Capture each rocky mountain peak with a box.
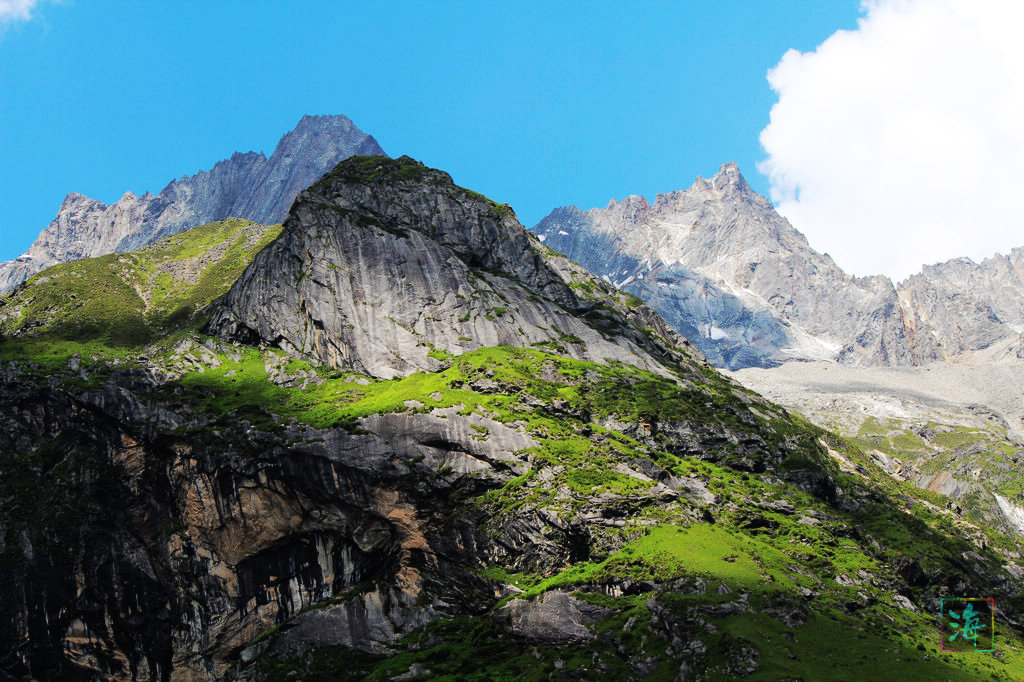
[58,192,99,209]
[0,115,386,294]
[701,162,766,208]
[225,150,267,164]
[269,114,382,164]
[925,256,973,272]
[711,161,748,191]
[600,194,652,225]
[292,113,362,134]
[897,247,1024,362]
[313,154,451,192]
[604,194,651,209]
[533,163,912,369]
[302,155,540,285]
[648,163,764,218]
[207,155,699,379]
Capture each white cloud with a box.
[759,0,1024,281]
[0,0,39,23]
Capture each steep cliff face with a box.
[0,115,384,294]
[533,163,911,370]
[0,355,502,679]
[206,155,701,379]
[898,249,1024,363]
[533,164,1024,371]
[3,159,1024,681]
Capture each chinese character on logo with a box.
[949,603,984,646]
[940,598,995,653]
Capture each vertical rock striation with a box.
[205,155,703,380]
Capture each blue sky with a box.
[1,1,863,264]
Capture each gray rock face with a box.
[206,155,705,380]
[898,249,1024,363]
[533,163,911,370]
[0,114,384,293]
[534,163,1024,371]
[494,590,612,642]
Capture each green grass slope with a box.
[155,342,1019,680]
[9,328,1022,679]
[2,213,1024,680]
[0,218,281,349]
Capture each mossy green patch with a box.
[313,155,432,190]
[0,218,281,348]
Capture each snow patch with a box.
[775,321,844,362]
[537,234,546,242]
[994,493,1024,536]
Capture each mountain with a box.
[2,156,1024,680]
[730,358,1024,539]
[0,114,384,294]
[532,163,910,370]
[532,162,1024,610]
[0,218,282,346]
[899,249,1024,363]
[206,155,699,380]
[532,163,1024,371]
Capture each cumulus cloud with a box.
[759,0,1024,281]
[0,0,39,23]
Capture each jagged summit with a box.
[595,163,753,218]
[207,155,701,379]
[534,158,1024,370]
[292,112,363,133]
[0,114,385,294]
[652,162,767,216]
[712,160,745,185]
[533,162,908,370]
[696,161,749,192]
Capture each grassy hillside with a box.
[149,342,1024,679]
[0,218,281,348]
[2,217,1024,680]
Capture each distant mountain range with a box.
[0,114,385,294]
[532,163,1024,369]
[6,115,1022,376]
